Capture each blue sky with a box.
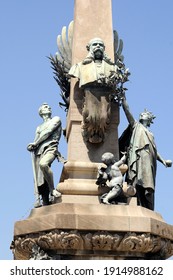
[0,0,173,260]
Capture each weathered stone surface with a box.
[13,191,173,259]
[66,0,119,162]
[14,203,173,239]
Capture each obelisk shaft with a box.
[72,0,114,64]
[66,0,119,163]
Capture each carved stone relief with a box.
[12,230,173,260]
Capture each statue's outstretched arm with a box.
[115,152,127,167]
[121,95,135,127]
[157,153,172,167]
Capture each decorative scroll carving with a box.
[38,232,54,250]
[12,230,173,260]
[117,233,154,252]
[12,236,37,260]
[60,231,83,250]
[92,231,114,250]
[36,230,83,250]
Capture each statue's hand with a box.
[27,143,37,151]
[164,160,172,167]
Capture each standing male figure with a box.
[27,103,62,207]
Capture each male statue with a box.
[69,38,122,143]
[27,103,62,207]
[119,94,172,210]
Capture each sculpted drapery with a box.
[126,122,157,190]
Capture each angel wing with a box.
[113,30,124,66]
[49,21,74,111]
[56,21,73,73]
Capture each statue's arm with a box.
[35,117,61,147]
[27,117,61,151]
[157,153,172,167]
[121,95,135,127]
[157,153,165,165]
[34,127,40,142]
[115,153,127,167]
[27,127,40,151]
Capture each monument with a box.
[11,0,173,260]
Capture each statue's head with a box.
[101,152,116,165]
[83,37,113,65]
[87,38,105,57]
[139,109,155,127]
[39,103,52,118]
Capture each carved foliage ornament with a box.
[12,230,173,260]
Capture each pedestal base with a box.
[13,201,173,260]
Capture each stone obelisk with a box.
[12,0,173,260]
[67,0,118,162]
[58,0,119,202]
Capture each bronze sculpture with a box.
[69,37,129,143]
[27,103,62,207]
[119,94,172,210]
[96,152,127,204]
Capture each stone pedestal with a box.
[13,201,173,260]
[58,160,128,203]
